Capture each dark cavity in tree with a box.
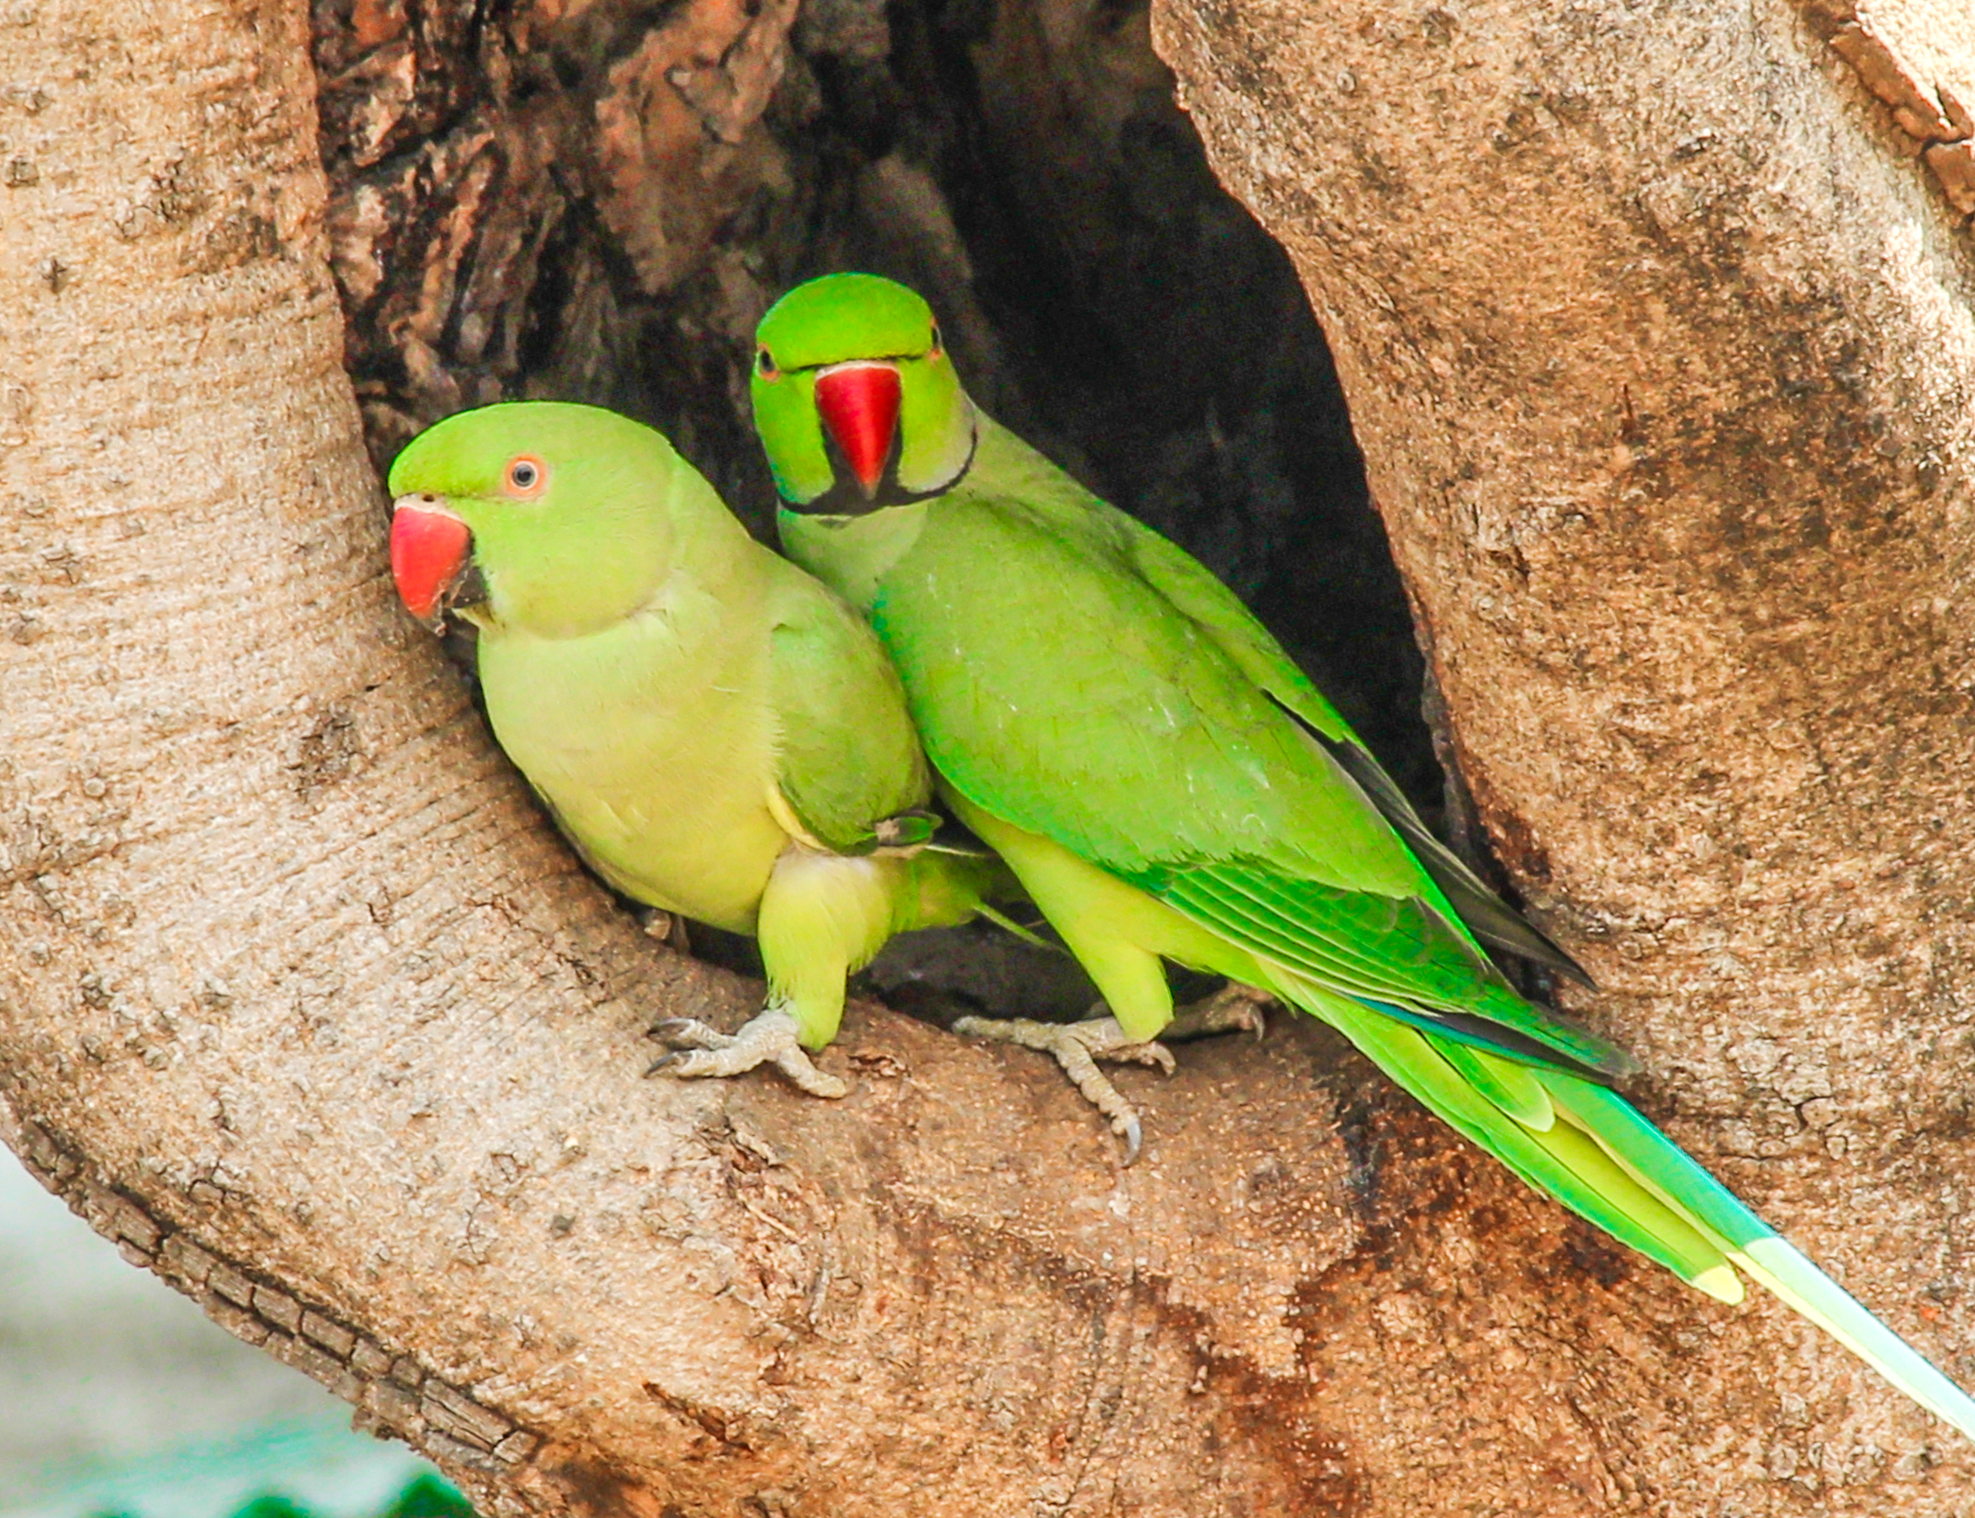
[312,0,1443,1002]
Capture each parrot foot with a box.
[646,1008,848,1099]
[951,1014,1176,1165]
[1166,982,1274,1043]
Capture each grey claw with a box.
[648,1017,711,1042]
[647,1017,732,1051]
[643,1008,847,1098]
[1165,983,1273,1044]
[955,1014,1160,1164]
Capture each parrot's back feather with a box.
[1121,494,1591,985]
[1298,717,1594,986]
[1153,864,1636,1077]
[765,572,931,854]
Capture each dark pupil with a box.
[512,463,536,487]
[757,349,776,375]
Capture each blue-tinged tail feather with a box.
[1735,1237,1975,1440]
[1546,1077,1975,1441]
[1287,977,1746,1299]
[1275,970,1975,1439]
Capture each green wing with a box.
[875,420,1624,1075]
[763,554,932,853]
[1126,520,1589,982]
[1148,865,1625,1074]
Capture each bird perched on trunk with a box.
[743,271,1975,1439]
[387,400,1001,1093]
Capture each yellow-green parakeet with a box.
[389,400,1001,1094]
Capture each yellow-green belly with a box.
[476,615,789,934]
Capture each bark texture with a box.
[4,2,1975,1518]
[1154,0,1975,1510]
[0,9,1382,1512]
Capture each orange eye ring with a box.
[504,454,548,498]
[756,348,780,381]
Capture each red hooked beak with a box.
[390,497,474,631]
[814,362,901,498]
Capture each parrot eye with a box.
[504,455,547,497]
[928,322,943,359]
[756,348,779,380]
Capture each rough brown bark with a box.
[0,10,1379,1514]
[5,3,1975,1518]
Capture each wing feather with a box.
[766,560,931,852]
[1157,866,1635,1076]
[1125,485,1589,982]
[873,421,1616,1071]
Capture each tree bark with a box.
[1152,0,1975,1507]
[4,2,1975,1517]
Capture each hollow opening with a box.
[318,0,1439,1014]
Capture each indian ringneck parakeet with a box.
[746,273,1975,1438]
[387,400,1000,1093]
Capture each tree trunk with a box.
[1152,0,1975,1505]
[3,1,1973,1516]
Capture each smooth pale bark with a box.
[5,2,1975,1516]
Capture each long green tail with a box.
[1279,972,1975,1440]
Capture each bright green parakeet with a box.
[747,273,1975,1437]
[387,400,999,1093]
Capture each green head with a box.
[387,401,712,639]
[751,273,977,512]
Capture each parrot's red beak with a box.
[814,362,901,498]
[390,497,475,631]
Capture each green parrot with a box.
[747,272,1975,1438]
[387,400,999,1093]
